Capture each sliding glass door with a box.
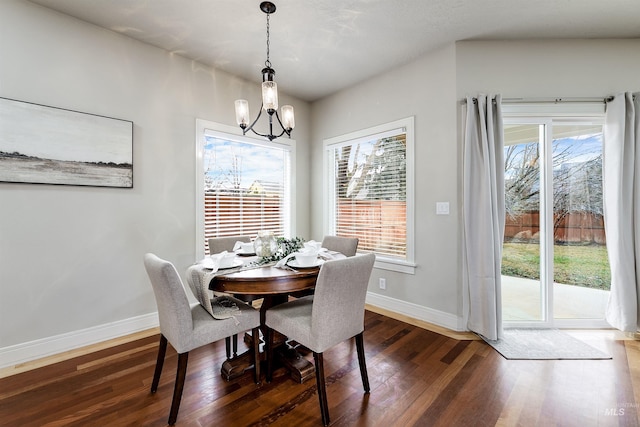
[501,115,610,327]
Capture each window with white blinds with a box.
[196,120,294,257]
[324,117,415,273]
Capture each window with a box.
[501,103,609,328]
[196,119,295,258]
[324,117,415,273]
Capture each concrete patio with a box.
[502,275,610,322]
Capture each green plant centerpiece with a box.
[257,236,305,264]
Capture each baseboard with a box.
[365,292,474,339]
[0,312,159,370]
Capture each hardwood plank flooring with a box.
[1,312,638,426]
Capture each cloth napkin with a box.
[232,241,247,251]
[317,249,347,261]
[200,256,220,271]
[275,252,297,268]
[304,240,322,251]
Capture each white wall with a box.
[310,38,640,330]
[456,39,640,98]
[0,0,310,366]
[310,44,461,327]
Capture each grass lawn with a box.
[501,242,611,290]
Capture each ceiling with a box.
[27,0,640,102]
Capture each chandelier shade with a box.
[262,80,278,111]
[234,100,250,128]
[234,1,294,141]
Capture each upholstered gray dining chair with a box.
[265,253,376,426]
[321,235,359,257]
[144,253,261,426]
[207,235,252,358]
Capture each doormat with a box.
[482,329,611,360]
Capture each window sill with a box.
[373,257,416,275]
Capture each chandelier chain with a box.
[265,13,271,68]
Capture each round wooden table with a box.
[209,264,320,383]
[210,265,318,296]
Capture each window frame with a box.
[195,119,296,260]
[501,102,608,329]
[323,117,415,274]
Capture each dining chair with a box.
[144,253,261,426]
[265,253,376,426]
[207,235,252,358]
[208,235,251,254]
[321,235,359,257]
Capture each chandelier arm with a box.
[272,110,292,138]
[241,104,265,135]
[247,127,273,140]
[242,105,291,141]
[241,104,279,141]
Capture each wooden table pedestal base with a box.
[274,344,315,383]
[220,332,314,383]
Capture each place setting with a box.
[233,241,256,256]
[274,240,346,271]
[200,251,244,271]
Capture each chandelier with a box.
[234,1,295,141]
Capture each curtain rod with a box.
[463,96,614,104]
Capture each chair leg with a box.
[225,336,231,359]
[151,334,168,393]
[168,352,189,426]
[266,327,274,383]
[313,352,330,426]
[252,327,261,384]
[355,332,370,393]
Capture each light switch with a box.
[436,202,450,215]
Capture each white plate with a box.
[288,259,324,268]
[202,259,244,270]
[235,249,256,256]
[218,259,244,269]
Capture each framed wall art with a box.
[0,97,133,188]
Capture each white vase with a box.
[254,231,277,257]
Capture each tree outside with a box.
[332,133,407,256]
[335,135,406,201]
[502,127,611,290]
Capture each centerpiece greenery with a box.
[257,236,305,264]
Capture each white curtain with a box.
[463,94,505,341]
[604,92,640,332]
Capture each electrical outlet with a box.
[436,202,450,215]
[379,278,386,290]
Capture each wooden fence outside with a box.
[336,199,406,256]
[505,211,606,244]
[204,192,284,253]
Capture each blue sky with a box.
[204,137,287,189]
[552,133,603,165]
[506,132,603,170]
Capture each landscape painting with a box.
[0,97,133,188]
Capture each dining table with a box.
[207,259,321,383]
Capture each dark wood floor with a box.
[1,311,639,426]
